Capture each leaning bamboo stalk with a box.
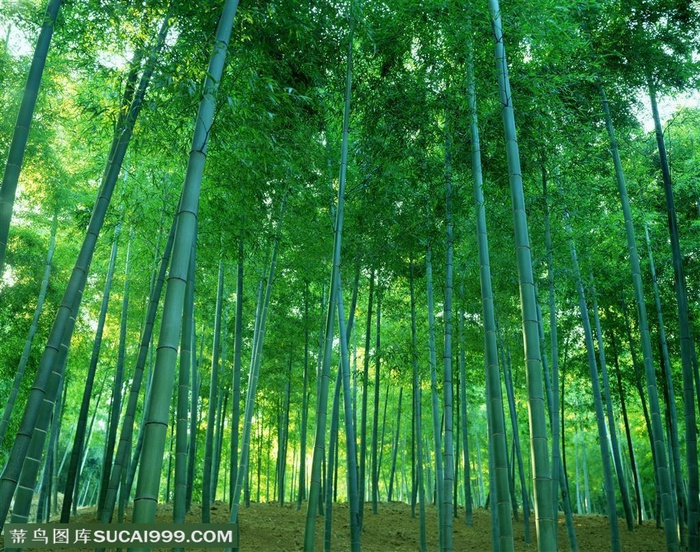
[129,1,239,531]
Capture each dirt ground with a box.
[4,501,667,551]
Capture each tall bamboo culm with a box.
[600,85,677,552]
[0,12,169,530]
[486,1,555,549]
[465,33,513,551]
[303,4,354,548]
[130,0,239,533]
[0,0,62,274]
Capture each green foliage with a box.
[0,0,699,541]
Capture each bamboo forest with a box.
[1,0,699,550]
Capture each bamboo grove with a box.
[0,0,699,551]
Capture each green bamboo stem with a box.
[303,6,354,546]
[609,328,644,525]
[359,270,374,528]
[643,222,686,537]
[173,241,195,549]
[648,77,699,551]
[0,0,62,274]
[442,124,455,551]
[97,228,133,518]
[15,220,116,526]
[337,273,361,551]
[426,245,445,552]
[203,258,225,522]
[600,85,677,551]
[0,213,56,447]
[458,298,473,526]
[410,257,427,552]
[501,336,530,543]
[227,194,286,552]
[565,215,620,552]
[466,24,513,550]
[371,291,382,515]
[130,0,239,531]
[324,365,342,552]
[230,238,244,507]
[0,12,168,529]
[61,222,119,523]
[387,387,403,502]
[486,2,555,548]
[589,274,635,531]
[296,282,310,510]
[98,209,176,527]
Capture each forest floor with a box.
[3,500,667,551]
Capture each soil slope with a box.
[4,501,666,551]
